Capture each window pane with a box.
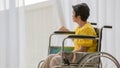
[25,0,48,5]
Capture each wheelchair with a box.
[38,23,120,68]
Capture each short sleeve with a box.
[75,26,96,47]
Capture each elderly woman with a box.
[41,3,97,68]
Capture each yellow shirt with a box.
[74,23,97,52]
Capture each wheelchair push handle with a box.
[103,25,112,29]
[91,22,97,25]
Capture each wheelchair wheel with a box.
[78,52,120,68]
[37,60,45,68]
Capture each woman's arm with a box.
[73,46,88,52]
[72,46,88,63]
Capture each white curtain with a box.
[52,0,98,30]
[0,0,26,68]
[52,0,120,67]
[98,0,120,67]
[52,0,75,30]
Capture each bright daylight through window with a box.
[25,0,48,5]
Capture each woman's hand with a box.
[59,26,69,31]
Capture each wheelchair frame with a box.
[48,23,97,55]
[38,23,120,68]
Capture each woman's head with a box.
[72,3,90,22]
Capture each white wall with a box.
[24,1,59,68]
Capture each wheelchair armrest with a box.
[48,31,75,55]
[62,35,97,52]
[67,35,96,39]
[54,31,75,34]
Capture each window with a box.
[25,0,49,5]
